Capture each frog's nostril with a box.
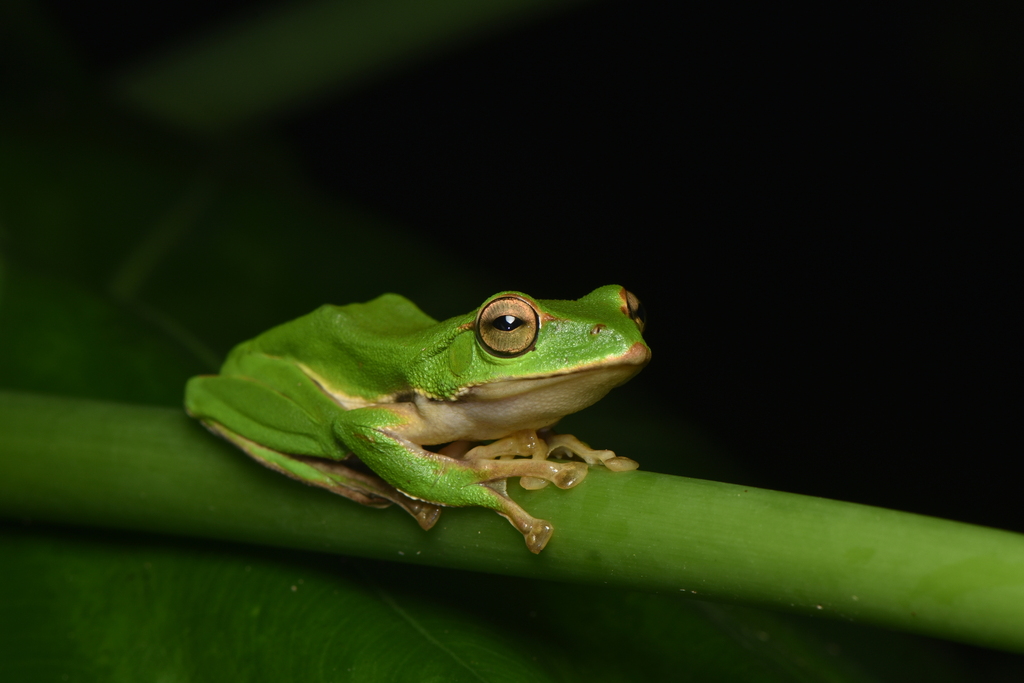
[590,324,606,335]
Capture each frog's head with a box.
[471,284,649,375]
[420,285,650,428]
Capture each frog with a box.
[184,284,650,553]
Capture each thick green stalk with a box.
[2,390,1023,653]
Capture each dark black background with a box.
[40,1,1022,532]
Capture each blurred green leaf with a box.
[7,521,965,683]
[115,0,590,131]
[2,0,1022,680]
[2,525,557,682]
[0,266,203,404]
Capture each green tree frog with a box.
[184,285,650,553]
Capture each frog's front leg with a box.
[457,430,545,461]
[335,408,587,553]
[542,430,640,472]
[458,428,639,490]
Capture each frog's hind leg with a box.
[449,455,588,553]
[203,420,442,530]
[288,454,443,530]
[474,479,554,554]
[485,483,552,552]
[335,409,593,551]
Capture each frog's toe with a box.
[475,485,557,552]
[525,520,554,554]
[519,476,550,490]
[604,456,640,472]
[551,461,588,489]
[413,502,443,530]
[391,496,443,529]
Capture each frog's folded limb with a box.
[184,373,445,525]
[335,410,587,551]
[184,372,337,458]
[201,420,442,529]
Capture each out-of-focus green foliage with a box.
[1,0,1022,680]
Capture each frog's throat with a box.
[401,361,643,443]
[462,361,641,404]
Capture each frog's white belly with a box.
[399,363,641,444]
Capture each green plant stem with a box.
[2,390,1023,653]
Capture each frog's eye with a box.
[624,290,646,333]
[476,296,539,358]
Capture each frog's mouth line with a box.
[306,341,650,407]
[463,342,650,403]
[487,340,650,381]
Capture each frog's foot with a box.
[396,496,443,530]
[518,477,550,490]
[475,484,554,554]
[460,429,631,490]
[518,431,639,489]
[469,455,588,490]
[542,432,640,472]
[457,430,564,490]
[516,516,554,554]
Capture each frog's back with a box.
[224,294,439,400]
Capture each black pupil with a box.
[492,314,523,332]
